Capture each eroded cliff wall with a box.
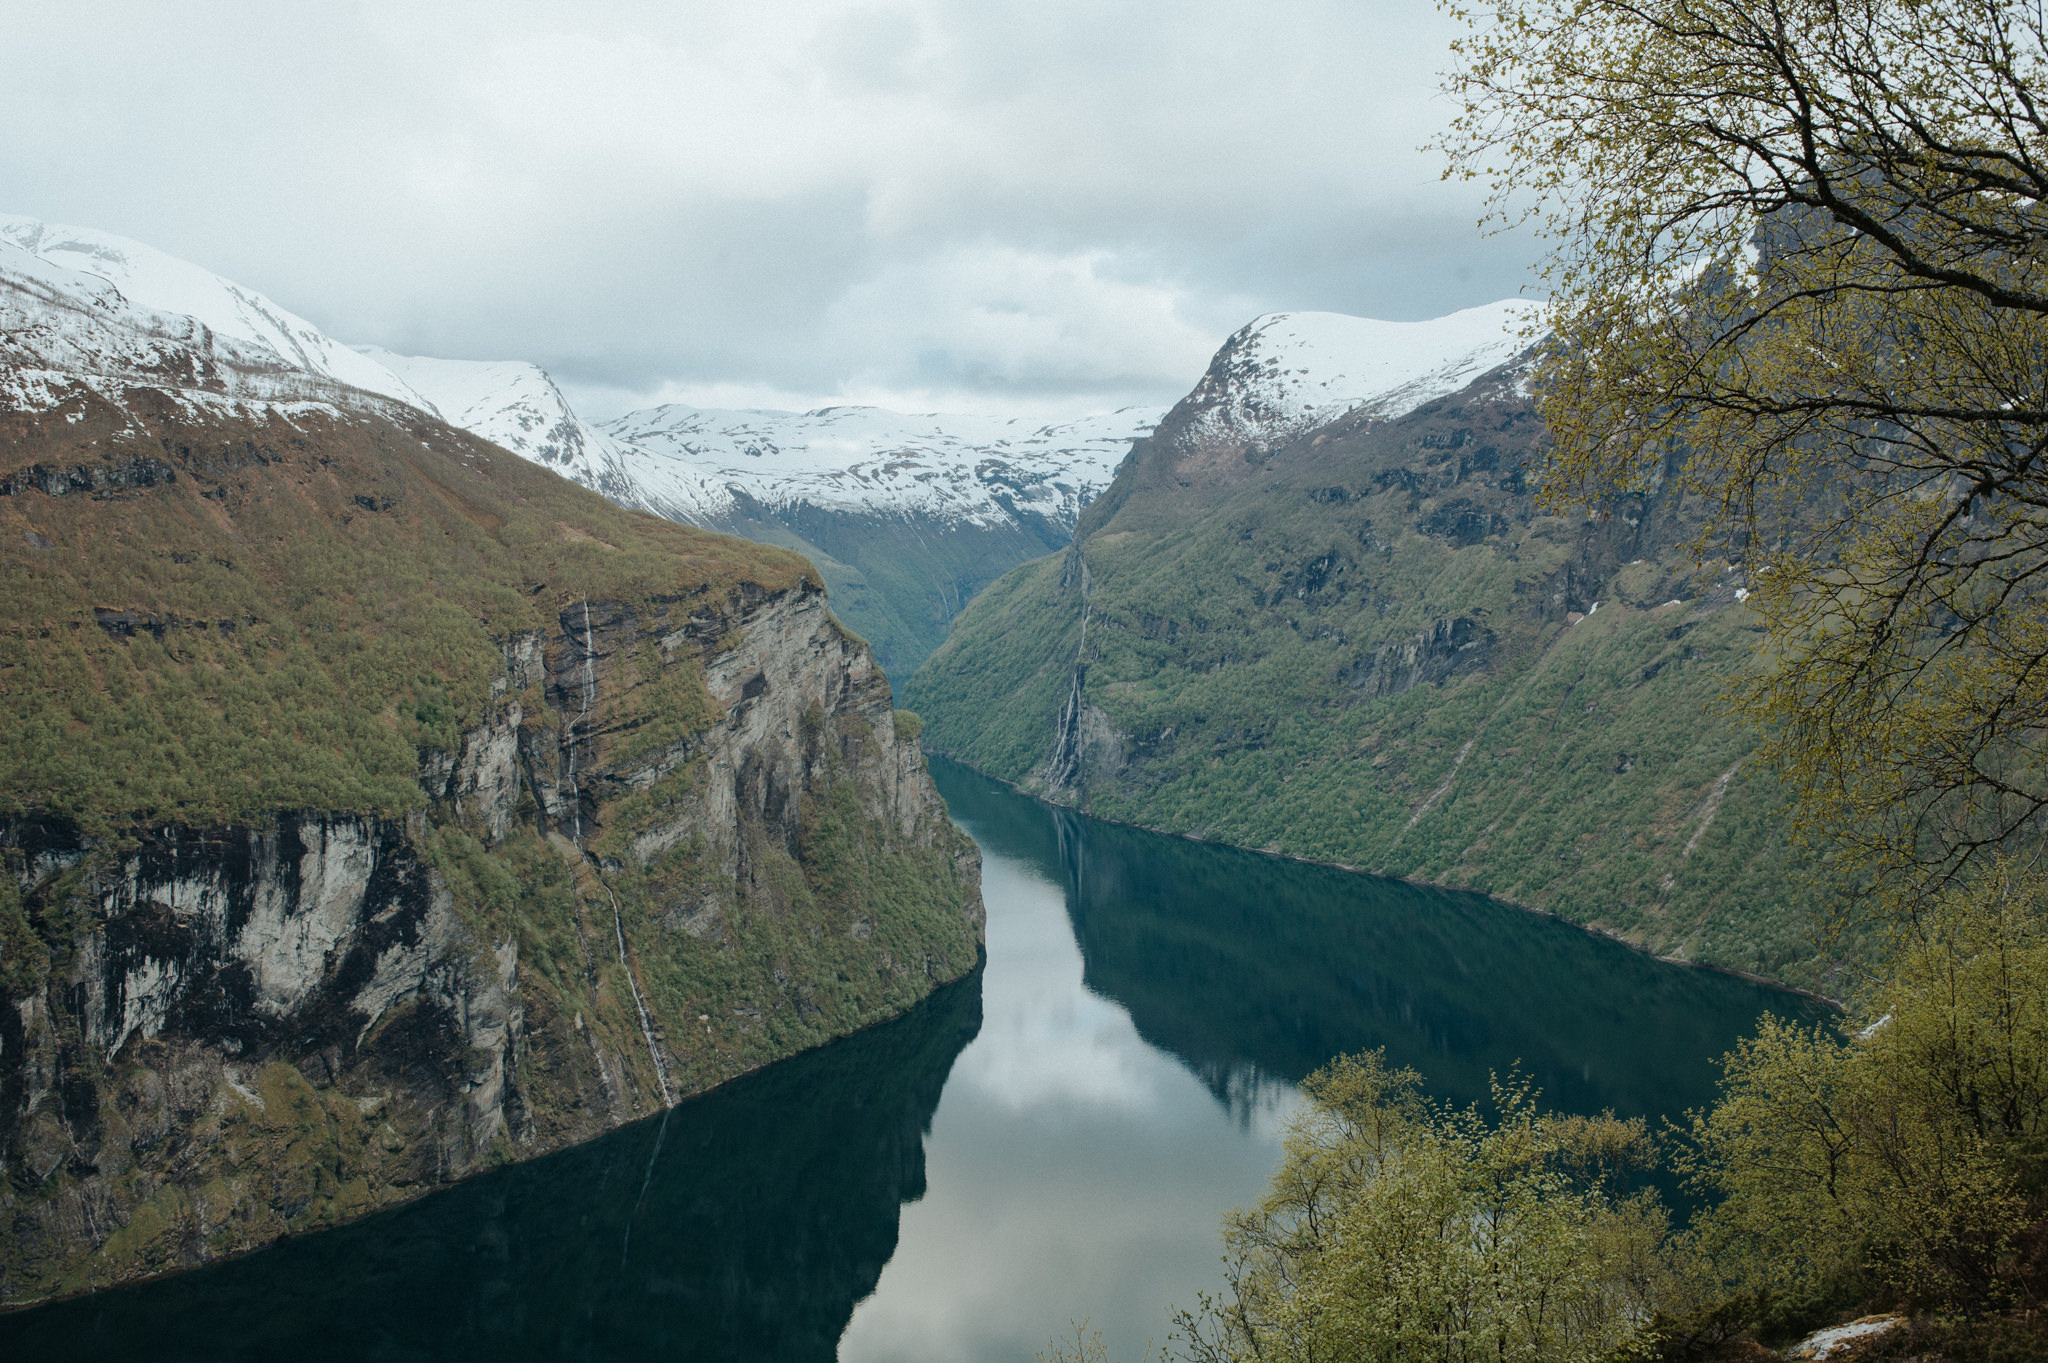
[0,388,982,1305]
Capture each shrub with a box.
[1682,866,2048,1316]
[1176,1052,1671,1363]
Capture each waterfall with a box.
[565,595,674,1108]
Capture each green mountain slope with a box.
[906,361,1829,987]
[704,493,1071,680]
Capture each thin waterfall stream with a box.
[570,594,672,1108]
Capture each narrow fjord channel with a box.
[0,759,1829,1362]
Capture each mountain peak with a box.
[0,214,431,413]
[1168,299,1543,460]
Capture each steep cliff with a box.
[0,971,983,1361]
[0,371,982,1303]
[906,345,1823,986]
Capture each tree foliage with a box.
[1137,875,2048,1363]
[1681,863,2048,1316]
[1439,0,2048,902]
[1174,1053,1671,1363]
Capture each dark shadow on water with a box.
[930,758,1831,1125]
[0,968,982,1363]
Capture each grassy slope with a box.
[0,386,802,829]
[908,372,1828,986]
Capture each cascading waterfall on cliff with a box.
[570,595,674,1108]
[1042,550,1093,794]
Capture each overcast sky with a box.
[2,0,1538,420]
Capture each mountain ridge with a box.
[2,211,1541,681]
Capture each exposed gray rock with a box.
[0,578,981,1305]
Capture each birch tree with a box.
[1439,0,2048,908]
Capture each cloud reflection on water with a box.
[838,842,1299,1363]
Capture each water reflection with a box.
[931,758,1831,1122]
[837,841,1293,1363]
[841,762,1835,1361]
[0,971,981,1363]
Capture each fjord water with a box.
[0,759,1828,1361]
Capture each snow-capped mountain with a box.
[1163,301,1541,459]
[354,345,1158,541]
[355,347,741,524]
[576,402,1161,672]
[0,212,1156,674]
[354,346,1165,672]
[602,403,1159,536]
[0,215,432,417]
[501,303,1536,548]
[1,210,1541,678]
[358,348,606,469]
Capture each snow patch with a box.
[1177,300,1541,454]
[1,214,431,412]
[1786,1315,1905,1360]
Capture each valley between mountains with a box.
[1,212,1816,1303]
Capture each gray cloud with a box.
[1,0,1539,419]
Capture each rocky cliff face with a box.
[0,370,982,1305]
[1,572,981,1306]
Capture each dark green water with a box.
[935,759,1820,1120]
[0,759,1829,1361]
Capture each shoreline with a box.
[924,750,1844,1012]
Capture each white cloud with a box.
[0,0,1538,419]
[822,243,1234,398]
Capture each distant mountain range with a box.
[0,213,1539,680]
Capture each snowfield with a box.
[0,215,432,414]
[601,403,1161,532]
[1172,301,1542,455]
